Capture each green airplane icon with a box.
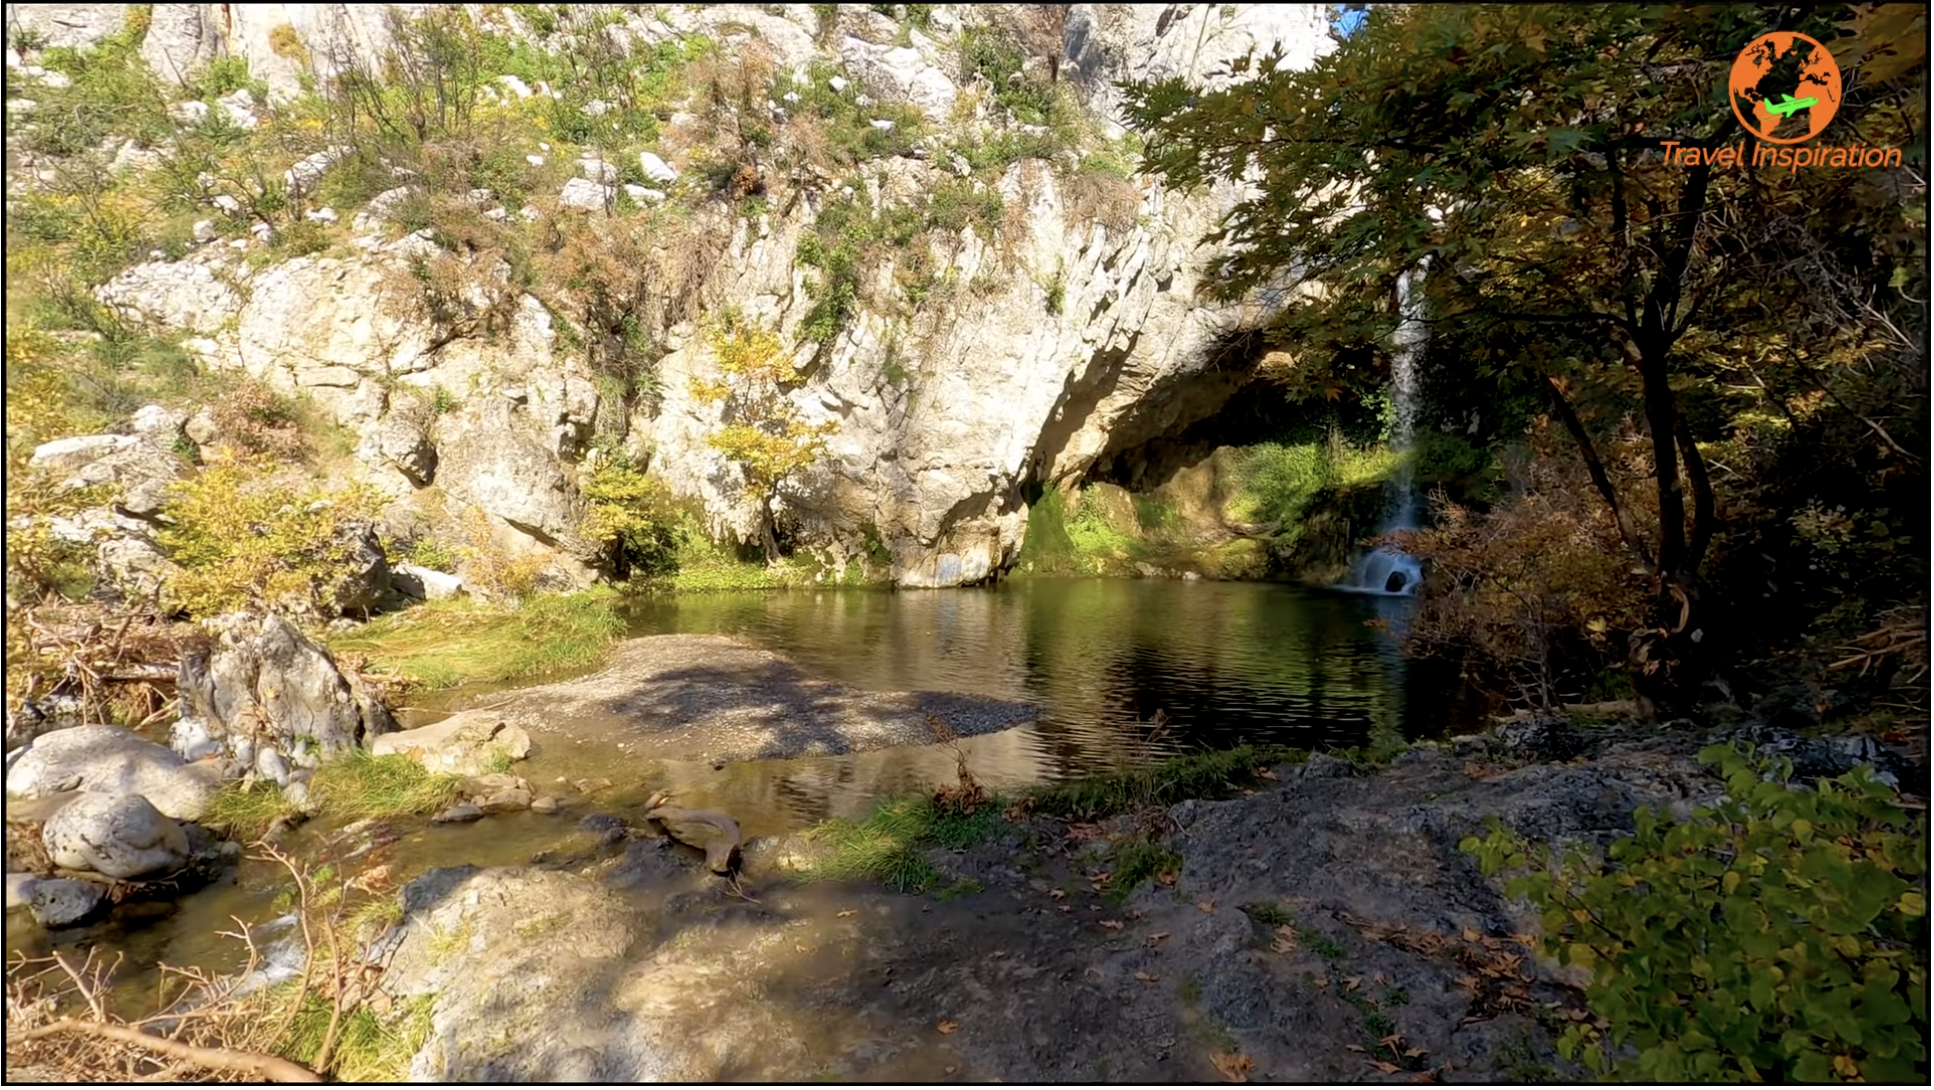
[1765,93,1818,117]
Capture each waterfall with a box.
[1338,260,1428,596]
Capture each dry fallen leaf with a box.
[1157,871,1179,887]
[1058,905,1072,913]
[836,909,857,918]
[1099,919,1124,931]
[1049,888,1068,900]
[1146,932,1171,947]
[1380,1034,1405,1051]
[1312,975,1330,988]
[1209,1050,1254,1083]
[1271,926,1298,954]
[1369,1059,1401,1074]
[1345,1044,1367,1053]
[1258,768,1279,781]
[1405,1048,1429,1059]
[1196,900,1216,913]
[936,1020,959,1035]
[1135,971,1161,983]
[1461,926,1482,943]
[1343,976,1362,992]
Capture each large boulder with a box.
[6,725,220,821]
[96,258,246,335]
[175,613,389,785]
[42,791,190,880]
[371,711,531,777]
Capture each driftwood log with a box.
[644,790,742,875]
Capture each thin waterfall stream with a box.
[1339,259,1429,596]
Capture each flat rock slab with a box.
[470,635,1038,763]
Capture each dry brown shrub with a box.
[208,379,308,460]
[1398,419,1654,708]
[1061,169,1142,233]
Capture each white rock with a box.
[637,151,678,184]
[229,238,249,250]
[498,75,533,99]
[518,205,542,222]
[37,69,72,90]
[391,562,464,601]
[584,98,611,117]
[170,99,210,125]
[192,218,218,242]
[558,177,613,212]
[828,75,849,92]
[6,98,35,114]
[869,118,895,131]
[6,725,222,821]
[210,193,242,215]
[525,153,546,167]
[578,156,618,183]
[29,435,138,473]
[371,711,531,776]
[305,207,338,223]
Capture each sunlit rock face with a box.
[41,3,1336,586]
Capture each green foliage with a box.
[155,455,386,617]
[183,56,265,102]
[960,25,1053,125]
[1126,1,1928,642]
[1105,838,1184,903]
[1463,744,1929,1083]
[308,751,462,821]
[22,22,172,157]
[327,590,626,690]
[579,459,682,579]
[771,60,927,169]
[802,797,969,893]
[691,322,837,561]
[205,781,302,841]
[1239,901,1295,927]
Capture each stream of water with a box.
[6,578,1487,1010]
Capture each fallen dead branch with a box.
[9,1021,321,1083]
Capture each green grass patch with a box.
[327,590,625,689]
[204,781,302,841]
[1107,837,1184,904]
[273,990,434,1082]
[1239,900,1295,927]
[308,750,461,821]
[1023,744,1304,821]
[800,796,997,893]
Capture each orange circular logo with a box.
[1729,32,1842,144]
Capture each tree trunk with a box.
[758,495,780,565]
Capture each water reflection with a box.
[619,578,1483,797]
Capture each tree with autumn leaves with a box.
[691,320,839,564]
[1128,2,1927,711]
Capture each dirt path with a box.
[368,723,1740,1082]
[469,634,1039,763]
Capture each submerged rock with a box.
[372,712,533,777]
[26,876,111,928]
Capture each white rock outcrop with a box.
[6,725,221,822]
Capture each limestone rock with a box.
[176,613,380,783]
[391,562,464,602]
[28,434,139,474]
[5,725,220,822]
[27,876,110,928]
[96,258,244,334]
[478,785,533,814]
[636,151,678,185]
[530,796,559,814]
[43,791,190,879]
[558,177,614,212]
[5,5,130,50]
[360,412,438,485]
[370,712,532,777]
[140,3,222,86]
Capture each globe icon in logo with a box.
[1729,32,1842,144]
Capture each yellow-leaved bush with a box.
[156,453,384,617]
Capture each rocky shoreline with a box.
[358,716,1916,1082]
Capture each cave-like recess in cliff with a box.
[1067,330,1382,496]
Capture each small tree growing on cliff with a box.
[690,321,838,563]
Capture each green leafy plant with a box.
[579,459,682,579]
[1463,743,1928,1083]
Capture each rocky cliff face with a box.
[7,3,1334,588]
